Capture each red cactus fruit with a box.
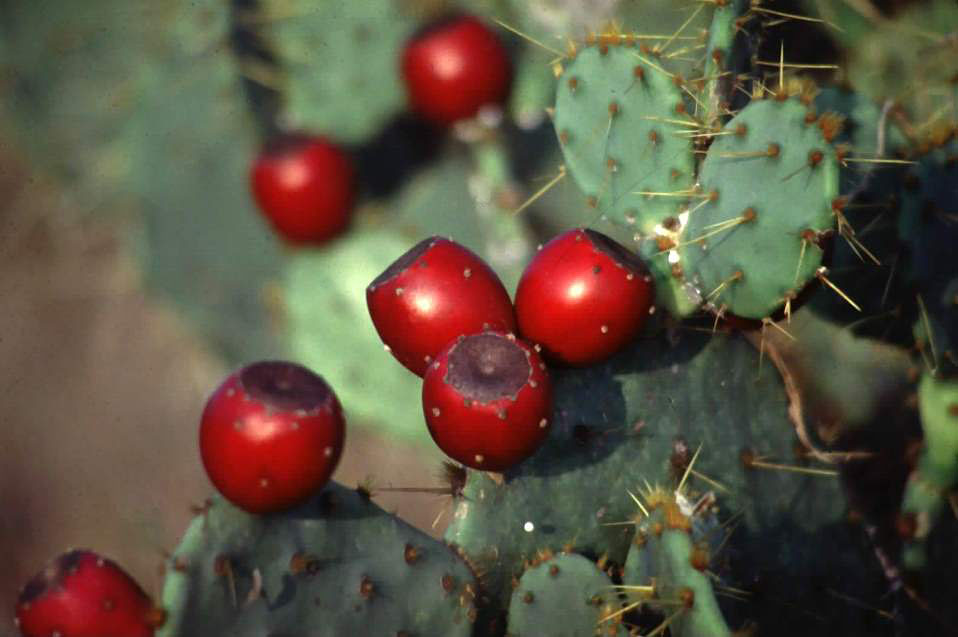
[199,361,346,514]
[367,236,516,377]
[401,14,512,126]
[250,134,356,244]
[515,228,654,366]
[422,331,552,471]
[15,550,163,637]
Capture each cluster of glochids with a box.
[367,229,654,471]
[249,13,512,245]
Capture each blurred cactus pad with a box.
[4,0,958,635]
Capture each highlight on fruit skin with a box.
[401,13,513,126]
[15,549,164,637]
[249,133,357,245]
[422,330,552,471]
[366,236,516,377]
[515,228,655,366]
[199,360,346,514]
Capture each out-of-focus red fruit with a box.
[401,15,512,126]
[250,134,356,244]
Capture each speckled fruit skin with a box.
[515,228,654,366]
[367,236,517,377]
[401,14,512,126]
[15,550,160,637]
[250,134,356,244]
[422,331,552,471]
[199,361,346,514]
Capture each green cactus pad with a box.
[681,97,839,319]
[625,499,731,637]
[283,229,430,445]
[702,0,748,127]
[553,43,696,234]
[900,374,958,570]
[0,1,231,203]
[637,235,703,318]
[258,1,418,143]
[119,5,284,364]
[445,331,858,629]
[507,552,628,637]
[158,483,477,636]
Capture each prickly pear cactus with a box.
[444,330,876,633]
[623,492,731,637]
[507,552,627,637]
[899,374,958,570]
[8,0,958,635]
[681,97,839,320]
[255,2,419,142]
[553,43,695,233]
[158,482,478,636]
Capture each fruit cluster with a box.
[12,227,653,635]
[249,14,512,246]
[367,229,654,470]
[9,14,519,636]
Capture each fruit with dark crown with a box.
[15,550,164,637]
[199,360,346,514]
[422,330,552,471]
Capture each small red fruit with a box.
[15,550,163,637]
[199,361,346,514]
[401,15,512,126]
[367,236,516,377]
[250,134,356,244]
[422,331,552,471]
[515,228,654,366]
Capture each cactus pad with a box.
[158,482,477,636]
[553,43,696,233]
[258,1,418,143]
[283,229,430,445]
[900,374,958,570]
[445,331,852,625]
[624,494,731,637]
[507,552,627,637]
[681,97,839,319]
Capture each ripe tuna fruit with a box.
[515,228,654,366]
[15,549,164,637]
[199,360,346,514]
[250,133,356,244]
[401,14,512,125]
[367,236,516,377]
[422,331,552,471]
